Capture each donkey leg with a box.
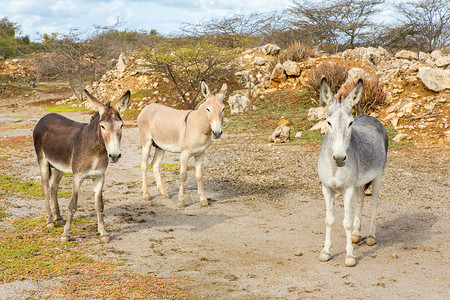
[319,185,335,263]
[61,175,83,242]
[49,168,64,226]
[343,187,356,267]
[152,147,168,199]
[141,140,152,200]
[177,152,190,208]
[93,174,109,243]
[352,186,364,243]
[367,175,382,246]
[39,159,53,228]
[194,153,208,207]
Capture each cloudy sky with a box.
[2,0,293,41]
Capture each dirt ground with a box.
[0,90,449,299]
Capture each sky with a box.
[1,0,293,41]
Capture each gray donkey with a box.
[317,78,388,267]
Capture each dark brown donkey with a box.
[33,89,130,243]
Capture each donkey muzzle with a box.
[108,152,122,163]
[333,154,347,167]
[211,122,223,139]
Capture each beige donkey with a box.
[137,81,226,208]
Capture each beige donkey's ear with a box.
[319,78,334,107]
[218,83,227,100]
[201,81,211,98]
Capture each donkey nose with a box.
[333,155,346,166]
[108,153,121,163]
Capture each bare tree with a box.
[141,41,236,109]
[35,29,106,101]
[289,0,384,51]
[396,0,450,52]
[182,11,289,48]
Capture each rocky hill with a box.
[1,45,449,145]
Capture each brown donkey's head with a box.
[84,89,130,163]
[201,81,227,139]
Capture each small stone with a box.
[295,132,302,139]
[294,251,303,257]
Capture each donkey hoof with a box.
[46,222,55,229]
[319,251,331,262]
[143,193,151,200]
[352,234,361,243]
[55,218,65,226]
[199,199,208,207]
[100,236,110,243]
[345,257,356,267]
[61,236,70,243]
[366,237,376,246]
[176,200,185,208]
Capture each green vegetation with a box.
[224,89,324,145]
[386,126,414,148]
[0,174,71,199]
[0,215,189,297]
[0,211,12,219]
[44,102,90,113]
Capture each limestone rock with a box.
[254,57,268,66]
[310,120,328,134]
[393,134,409,143]
[308,107,329,121]
[257,44,281,56]
[282,60,301,76]
[270,63,287,84]
[269,124,290,143]
[395,50,418,60]
[417,67,450,92]
[228,93,251,114]
[117,52,128,73]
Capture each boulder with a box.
[269,124,290,143]
[435,56,450,68]
[342,46,391,65]
[228,93,251,114]
[310,120,328,134]
[117,52,128,73]
[308,107,329,120]
[282,60,301,76]
[257,44,281,56]
[270,63,287,84]
[417,67,450,92]
[430,50,444,60]
[254,57,268,66]
[395,50,418,60]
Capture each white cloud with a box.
[1,0,293,41]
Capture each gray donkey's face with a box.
[320,78,363,167]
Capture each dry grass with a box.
[308,62,348,98]
[339,77,387,115]
[269,41,315,72]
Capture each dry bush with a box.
[339,77,387,115]
[308,62,348,101]
[268,41,315,72]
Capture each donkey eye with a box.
[349,121,353,127]
[206,108,211,113]
[327,121,332,126]
[101,125,106,130]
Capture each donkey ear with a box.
[115,90,130,113]
[218,83,227,100]
[84,89,105,114]
[344,79,364,108]
[201,81,211,98]
[319,78,333,107]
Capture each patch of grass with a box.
[0,216,112,283]
[0,136,33,148]
[0,174,71,200]
[44,102,90,113]
[0,215,189,298]
[385,126,414,148]
[131,89,154,102]
[0,211,12,219]
[224,89,324,145]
